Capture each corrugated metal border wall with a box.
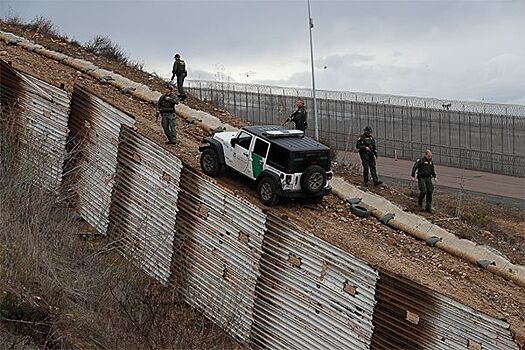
[1,61,520,349]
[108,125,183,284]
[0,60,70,191]
[174,168,266,343]
[370,270,519,350]
[252,215,378,350]
[66,84,135,235]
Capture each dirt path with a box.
[1,27,524,340]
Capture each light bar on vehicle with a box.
[262,130,304,138]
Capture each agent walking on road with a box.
[356,126,382,186]
[171,53,187,101]
[286,98,308,131]
[156,85,178,145]
[411,149,437,213]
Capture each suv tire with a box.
[258,177,280,206]
[301,165,327,195]
[200,148,220,176]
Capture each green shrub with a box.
[84,35,128,64]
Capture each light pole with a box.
[307,0,319,141]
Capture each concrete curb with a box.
[332,177,525,288]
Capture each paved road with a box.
[336,152,525,201]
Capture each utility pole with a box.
[307,0,319,141]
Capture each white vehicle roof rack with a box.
[263,130,304,138]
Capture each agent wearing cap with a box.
[356,126,382,186]
[171,53,187,101]
[411,149,437,213]
[156,85,179,144]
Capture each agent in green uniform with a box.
[156,85,178,144]
[411,149,437,213]
[356,126,382,186]
[287,99,308,131]
[171,53,187,101]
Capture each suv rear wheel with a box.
[258,177,280,206]
[301,165,327,194]
[200,148,220,176]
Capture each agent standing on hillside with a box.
[171,53,187,101]
[286,98,308,131]
[356,126,382,187]
[411,149,437,213]
[156,85,178,145]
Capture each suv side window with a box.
[237,131,253,150]
[253,138,269,158]
[267,144,288,171]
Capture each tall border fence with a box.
[186,80,525,177]
[1,61,520,349]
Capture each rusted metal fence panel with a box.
[0,60,70,191]
[252,215,378,350]
[108,125,183,284]
[370,270,519,350]
[173,168,266,343]
[65,84,135,235]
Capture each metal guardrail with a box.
[108,125,183,284]
[174,168,266,343]
[66,85,135,235]
[371,270,519,350]
[0,61,70,191]
[252,215,378,350]
[186,80,525,177]
[1,60,521,349]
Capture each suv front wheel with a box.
[200,148,220,176]
[258,177,280,206]
[301,165,327,194]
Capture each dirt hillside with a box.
[1,21,523,341]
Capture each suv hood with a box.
[213,131,237,144]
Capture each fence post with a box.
[245,85,249,121]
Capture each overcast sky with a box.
[2,0,524,104]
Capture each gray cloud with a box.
[2,0,523,104]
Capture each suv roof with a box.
[242,125,330,152]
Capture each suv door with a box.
[231,131,253,177]
[251,137,270,179]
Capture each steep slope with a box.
[1,22,523,341]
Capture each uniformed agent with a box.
[411,149,437,213]
[288,98,308,131]
[171,53,187,101]
[356,126,382,186]
[156,85,178,144]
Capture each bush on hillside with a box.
[84,35,129,64]
[26,16,60,37]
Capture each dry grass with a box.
[0,106,237,349]
[84,35,129,64]
[26,16,61,38]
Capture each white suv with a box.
[199,125,332,206]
